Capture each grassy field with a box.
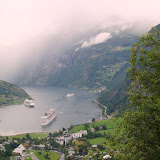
[8,132,49,140]
[26,150,31,154]
[70,117,122,133]
[33,150,61,160]
[70,125,85,133]
[88,138,111,152]
[97,128,115,134]
[69,117,122,150]
[88,137,108,145]
[25,156,32,160]
[92,118,122,128]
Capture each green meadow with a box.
[8,132,49,140]
[70,117,122,133]
[70,117,122,149]
[33,150,61,160]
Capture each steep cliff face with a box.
[97,75,130,115]
[97,24,160,115]
[20,54,61,85]
[0,80,31,106]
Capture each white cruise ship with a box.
[24,99,34,107]
[41,109,56,126]
[66,93,75,97]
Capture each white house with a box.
[103,154,112,159]
[92,144,98,148]
[72,130,87,139]
[79,130,87,135]
[13,144,25,156]
[55,130,88,145]
[55,135,72,145]
[90,128,95,132]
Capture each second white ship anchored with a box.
[41,109,56,126]
[66,93,75,97]
[24,99,34,107]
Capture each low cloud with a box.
[0,0,159,82]
[81,32,112,48]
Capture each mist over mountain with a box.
[0,0,159,84]
[97,23,160,115]
[12,24,139,88]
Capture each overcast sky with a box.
[0,0,160,82]
[0,0,160,46]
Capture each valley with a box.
[0,7,159,158]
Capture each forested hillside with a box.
[0,80,31,106]
[112,27,160,160]
[97,24,160,115]
[97,75,130,115]
[47,31,138,91]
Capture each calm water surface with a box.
[0,86,101,136]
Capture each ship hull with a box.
[41,109,56,126]
[24,99,34,108]
[41,115,56,126]
[24,105,34,108]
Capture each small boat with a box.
[66,93,75,97]
[41,109,56,126]
[24,99,34,107]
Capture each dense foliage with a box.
[112,28,160,160]
[5,142,19,156]
[0,150,9,160]
[97,75,130,115]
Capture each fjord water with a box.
[0,86,101,136]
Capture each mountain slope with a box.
[97,75,130,115]
[15,25,139,92]
[97,24,160,115]
[47,31,138,90]
[0,80,31,106]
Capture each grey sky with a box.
[0,0,159,46]
[0,0,160,82]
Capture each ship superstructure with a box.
[24,99,34,107]
[41,109,56,126]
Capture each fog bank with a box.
[0,0,160,82]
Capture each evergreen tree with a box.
[112,28,160,160]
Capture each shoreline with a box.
[1,131,49,137]
[94,100,113,119]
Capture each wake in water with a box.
[59,112,64,114]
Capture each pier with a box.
[94,100,111,119]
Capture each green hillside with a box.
[97,75,130,115]
[0,80,31,106]
[97,24,160,115]
[47,32,138,91]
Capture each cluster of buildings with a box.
[55,130,112,159]
[55,130,87,145]
[0,129,112,160]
